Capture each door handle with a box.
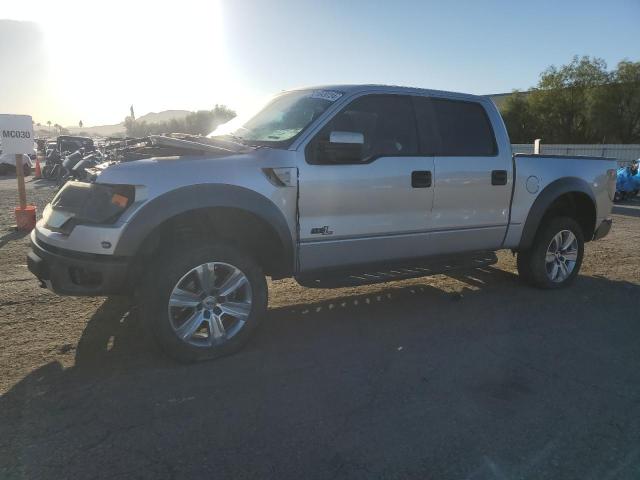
[411,170,432,188]
[491,170,508,186]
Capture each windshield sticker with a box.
[310,90,343,102]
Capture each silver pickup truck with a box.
[27,85,616,361]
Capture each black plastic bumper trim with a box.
[27,238,131,296]
[593,218,612,241]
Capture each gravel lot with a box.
[1,175,639,479]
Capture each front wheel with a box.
[517,216,584,289]
[141,243,268,362]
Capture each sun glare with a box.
[3,0,257,126]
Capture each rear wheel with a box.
[517,216,584,289]
[141,242,268,362]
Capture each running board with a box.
[295,251,498,289]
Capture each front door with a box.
[297,94,435,272]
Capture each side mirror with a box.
[312,131,364,164]
[329,131,364,145]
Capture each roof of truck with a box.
[288,84,487,102]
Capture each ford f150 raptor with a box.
[27,85,616,361]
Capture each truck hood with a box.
[148,134,253,155]
[93,144,300,197]
[89,134,257,184]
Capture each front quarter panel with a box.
[35,149,298,258]
[108,149,299,257]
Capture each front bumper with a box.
[27,235,131,296]
[593,217,612,241]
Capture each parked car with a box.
[0,152,33,176]
[56,135,95,155]
[27,85,617,362]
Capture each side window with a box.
[430,99,497,156]
[306,95,418,164]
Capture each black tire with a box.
[517,216,584,289]
[613,191,623,203]
[42,165,52,179]
[23,163,31,177]
[56,168,68,189]
[516,249,534,283]
[141,242,267,362]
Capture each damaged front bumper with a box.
[27,233,131,296]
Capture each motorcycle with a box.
[61,150,104,184]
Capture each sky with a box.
[1,0,638,127]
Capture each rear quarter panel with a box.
[503,155,616,248]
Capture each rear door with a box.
[414,96,512,254]
[297,94,435,271]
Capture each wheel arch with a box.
[519,177,596,250]
[115,184,295,278]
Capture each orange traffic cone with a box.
[34,154,42,179]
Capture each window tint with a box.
[308,95,418,164]
[412,96,440,155]
[430,99,497,156]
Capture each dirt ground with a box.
[1,174,639,479]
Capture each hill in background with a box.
[65,110,191,137]
[136,110,190,124]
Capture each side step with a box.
[295,251,498,289]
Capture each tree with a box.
[500,91,538,143]
[528,56,609,143]
[51,124,69,135]
[590,60,640,143]
[498,56,640,144]
[79,120,83,128]
[184,105,237,135]
[124,116,148,137]
[124,105,236,137]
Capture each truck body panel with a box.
[503,155,616,248]
[28,84,615,296]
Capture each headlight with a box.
[45,181,136,233]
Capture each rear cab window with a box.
[413,96,498,156]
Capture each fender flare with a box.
[518,177,596,250]
[114,184,294,270]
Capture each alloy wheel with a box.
[167,262,252,347]
[545,230,578,283]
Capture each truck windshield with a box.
[209,89,342,146]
